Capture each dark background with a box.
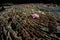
[0,0,60,4]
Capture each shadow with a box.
[0,0,60,4]
[0,6,5,12]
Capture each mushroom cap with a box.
[31,13,39,19]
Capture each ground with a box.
[0,3,60,40]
